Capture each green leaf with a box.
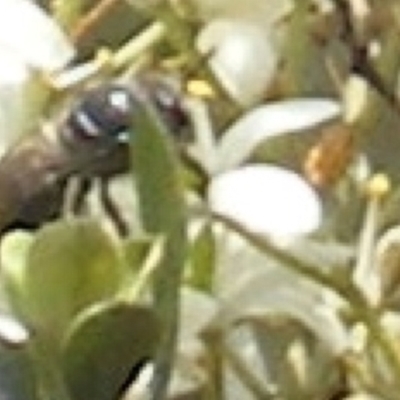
[0,230,35,320]
[130,91,187,399]
[23,218,125,336]
[186,223,215,292]
[62,301,159,400]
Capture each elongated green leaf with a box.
[130,91,187,399]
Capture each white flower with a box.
[214,231,349,355]
[216,99,341,172]
[187,95,345,354]
[197,19,278,106]
[193,0,292,106]
[0,0,74,150]
[186,96,341,237]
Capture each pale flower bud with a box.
[197,19,278,106]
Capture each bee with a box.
[0,74,190,234]
[303,123,355,189]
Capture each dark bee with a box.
[0,75,190,234]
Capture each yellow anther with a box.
[365,173,391,199]
[186,79,216,99]
[94,47,114,69]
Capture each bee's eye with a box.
[149,81,190,137]
[66,84,136,143]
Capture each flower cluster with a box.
[6,2,400,399]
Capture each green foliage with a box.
[0,219,160,400]
[63,301,158,400]
[21,219,124,334]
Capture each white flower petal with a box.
[118,361,154,398]
[0,314,29,346]
[0,83,29,154]
[208,165,322,236]
[197,19,277,106]
[0,47,28,84]
[0,54,29,151]
[179,288,217,356]
[375,226,400,299]
[0,0,74,71]
[354,197,382,305]
[183,97,218,173]
[216,99,341,172]
[342,74,368,124]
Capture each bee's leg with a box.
[99,176,129,236]
[62,176,92,217]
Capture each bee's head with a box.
[65,83,136,147]
[63,76,190,149]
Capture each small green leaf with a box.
[23,218,125,335]
[62,301,159,400]
[187,223,215,292]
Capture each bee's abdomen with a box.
[0,133,69,232]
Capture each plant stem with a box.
[121,237,164,302]
[70,0,121,43]
[113,21,166,69]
